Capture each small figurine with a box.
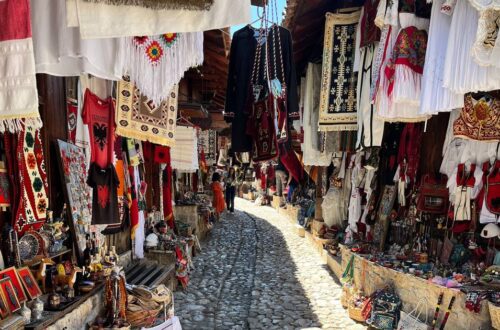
[54,264,82,290]
[35,258,55,293]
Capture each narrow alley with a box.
[174,198,367,330]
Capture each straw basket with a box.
[490,302,500,330]
[126,307,162,328]
[341,284,352,308]
[348,302,366,322]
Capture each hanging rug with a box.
[81,0,214,10]
[318,11,361,132]
[116,78,178,147]
[14,127,49,234]
[198,130,217,166]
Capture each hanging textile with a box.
[81,0,214,10]
[376,12,431,122]
[469,0,500,69]
[134,166,145,259]
[443,0,500,94]
[116,79,178,146]
[128,164,139,239]
[31,0,120,80]
[279,144,304,183]
[354,0,384,148]
[87,163,120,225]
[13,128,49,233]
[0,0,42,132]
[302,63,333,166]
[248,96,279,162]
[318,11,361,132]
[66,0,250,39]
[162,161,174,228]
[225,25,299,152]
[76,75,114,169]
[0,164,10,210]
[419,0,464,115]
[171,126,199,172]
[356,45,385,148]
[453,92,500,141]
[198,130,217,166]
[83,89,115,168]
[67,98,78,144]
[117,33,203,105]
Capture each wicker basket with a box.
[340,284,352,308]
[348,303,366,322]
[126,307,161,328]
[490,302,500,330]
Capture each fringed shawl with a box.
[117,32,203,106]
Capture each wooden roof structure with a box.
[179,28,231,131]
[283,0,364,75]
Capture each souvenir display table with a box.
[274,199,496,329]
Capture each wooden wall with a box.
[418,112,450,178]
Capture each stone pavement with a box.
[174,198,366,330]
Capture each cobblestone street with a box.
[174,198,366,330]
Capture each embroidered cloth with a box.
[248,96,279,162]
[384,26,428,95]
[116,78,178,147]
[319,12,361,132]
[453,93,500,141]
[66,0,250,39]
[82,0,213,10]
[198,130,217,166]
[117,33,203,105]
[14,128,49,233]
[0,0,42,132]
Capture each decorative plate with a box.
[18,233,40,261]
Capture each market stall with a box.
[0,0,250,327]
[246,0,500,328]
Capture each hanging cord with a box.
[272,0,285,86]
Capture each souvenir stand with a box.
[236,0,500,329]
[0,0,248,328]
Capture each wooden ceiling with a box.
[283,0,364,75]
[180,28,230,131]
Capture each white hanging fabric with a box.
[468,0,500,68]
[171,126,199,173]
[66,0,251,39]
[443,0,500,94]
[419,0,464,115]
[302,63,333,166]
[32,0,121,80]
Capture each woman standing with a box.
[224,167,237,213]
[211,172,225,220]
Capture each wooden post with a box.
[315,166,324,221]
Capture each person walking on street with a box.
[225,167,237,213]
